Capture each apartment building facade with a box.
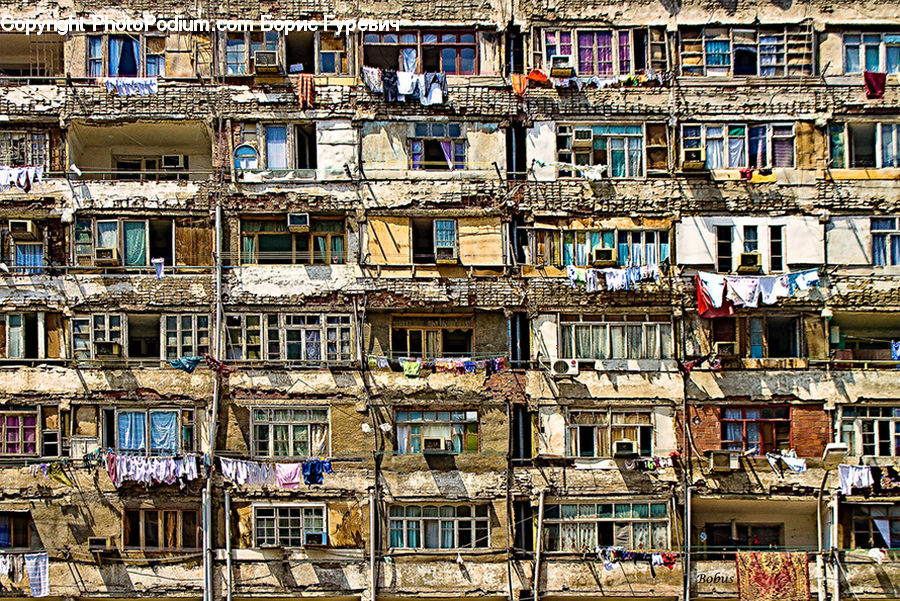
[1,0,900,600]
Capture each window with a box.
[541,27,667,74]
[73,218,176,266]
[566,410,652,457]
[363,30,476,74]
[680,27,813,76]
[743,226,759,253]
[830,122,900,169]
[532,227,669,267]
[556,124,645,178]
[13,243,43,274]
[840,406,900,456]
[0,512,35,549]
[390,315,473,359]
[543,502,668,552]
[5,314,42,359]
[228,313,353,364]
[558,314,673,360]
[240,217,345,265]
[255,506,326,547]
[749,316,799,358]
[716,225,732,272]
[851,505,900,548]
[0,408,38,455]
[395,410,478,454]
[146,36,165,76]
[163,314,210,359]
[123,508,199,550]
[682,123,795,169]
[252,407,328,457]
[721,406,790,453]
[0,132,48,168]
[843,33,900,74]
[87,34,167,77]
[704,523,783,556]
[615,230,670,267]
[111,408,195,455]
[872,218,900,266]
[234,145,259,170]
[225,31,278,75]
[711,318,737,354]
[410,217,458,264]
[770,225,784,272]
[285,31,350,74]
[410,123,465,171]
[88,36,103,77]
[72,313,122,360]
[389,505,489,549]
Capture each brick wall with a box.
[677,404,831,457]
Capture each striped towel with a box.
[297,74,315,108]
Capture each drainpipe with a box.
[202,487,210,601]
[532,489,546,601]
[369,487,377,601]
[831,490,840,601]
[685,485,693,601]
[816,470,829,601]
[225,488,233,601]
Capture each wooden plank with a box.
[367,216,409,264]
[458,217,503,266]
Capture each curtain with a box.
[410,140,423,169]
[97,222,118,249]
[611,326,625,358]
[123,221,147,266]
[7,315,22,358]
[563,232,574,265]
[575,232,589,265]
[439,140,453,169]
[118,412,147,452]
[628,137,642,176]
[441,521,454,548]
[706,40,730,65]
[265,126,288,169]
[108,37,122,76]
[396,425,410,454]
[88,37,103,77]
[425,520,440,548]
[871,506,891,546]
[129,37,141,75]
[578,32,595,74]
[829,126,846,168]
[883,125,899,168]
[314,235,328,263]
[401,48,417,72]
[617,232,629,267]
[892,235,900,266]
[610,138,626,177]
[618,31,631,74]
[575,325,592,359]
[273,424,289,456]
[888,44,900,74]
[149,411,178,455]
[305,329,321,361]
[773,138,794,167]
[706,136,724,169]
[331,236,344,264]
[0,515,9,548]
[241,236,255,264]
[15,244,43,274]
[728,136,746,167]
[844,45,860,74]
[749,126,767,167]
[596,32,613,75]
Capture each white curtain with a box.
[705,127,724,168]
[729,137,746,167]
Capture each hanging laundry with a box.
[838,464,874,495]
[892,341,900,361]
[604,269,628,291]
[296,74,315,108]
[422,72,448,105]
[47,462,73,487]
[220,457,273,487]
[24,552,49,597]
[204,353,234,374]
[735,551,810,601]
[397,71,420,97]
[525,69,550,84]
[275,462,305,489]
[725,276,760,308]
[868,547,888,564]
[382,70,400,103]
[402,358,421,378]
[98,77,158,96]
[302,458,333,485]
[0,166,43,193]
[864,71,887,99]
[510,73,527,96]
[739,167,754,179]
[152,257,165,280]
[565,265,587,287]
[169,356,203,374]
[759,275,790,305]
[362,66,383,92]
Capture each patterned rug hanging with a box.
[736,551,810,601]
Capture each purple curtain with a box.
[618,31,631,74]
[439,140,453,169]
[597,32,613,75]
[578,32,594,74]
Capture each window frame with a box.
[542,501,670,552]
[557,313,674,360]
[830,122,900,169]
[239,216,344,265]
[394,409,480,454]
[850,505,900,548]
[842,32,900,74]
[680,26,813,77]
[0,131,49,168]
[840,406,900,457]
[251,406,330,458]
[409,123,466,171]
[225,30,279,75]
[254,505,327,548]
[556,123,646,178]
[680,123,796,169]
[362,30,478,74]
[122,507,200,551]
[565,408,654,458]
[720,405,791,454]
[85,33,166,78]
[388,504,490,550]
[163,314,211,359]
[389,314,474,359]
[0,512,35,549]
[0,407,39,456]
[108,406,196,456]
[227,312,354,364]
[72,313,124,360]
[539,26,667,74]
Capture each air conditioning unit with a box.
[94,341,121,359]
[9,220,38,240]
[88,536,114,552]
[69,437,100,459]
[287,213,310,232]
[549,55,575,77]
[550,357,578,377]
[435,246,459,264]
[573,127,594,148]
[737,252,762,273]
[94,247,119,265]
[714,341,737,357]
[423,437,448,452]
[254,50,280,73]
[613,439,638,457]
[681,147,707,171]
[591,247,616,266]
[304,532,327,546]
[162,154,187,170]
[709,450,740,472]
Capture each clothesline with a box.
[361,66,449,105]
[0,166,43,193]
[695,268,820,316]
[366,355,506,378]
[566,264,661,291]
[0,552,49,597]
[97,76,158,96]
[219,456,333,488]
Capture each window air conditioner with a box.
[550,357,579,377]
[549,55,575,77]
[88,536,115,552]
[423,437,449,452]
[591,247,616,265]
[681,147,707,170]
[613,439,638,457]
[305,532,327,546]
[253,50,280,73]
[737,252,762,273]
[287,213,310,232]
[94,247,120,265]
[709,450,740,472]
[573,127,594,148]
[714,341,737,357]
[435,246,459,264]
[94,341,122,359]
[8,220,38,240]
[69,437,100,459]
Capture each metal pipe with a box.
[532,489,546,601]
[225,488,233,601]
[369,487,377,601]
[202,487,210,601]
[685,485,693,601]
[816,470,830,601]
[832,490,840,601]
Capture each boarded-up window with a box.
[458,217,503,265]
[175,217,212,266]
[46,313,62,358]
[646,124,668,171]
[367,216,410,264]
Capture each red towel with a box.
[511,73,527,96]
[739,167,754,179]
[695,275,734,318]
[525,69,549,84]
[297,74,315,108]
[864,71,886,99]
